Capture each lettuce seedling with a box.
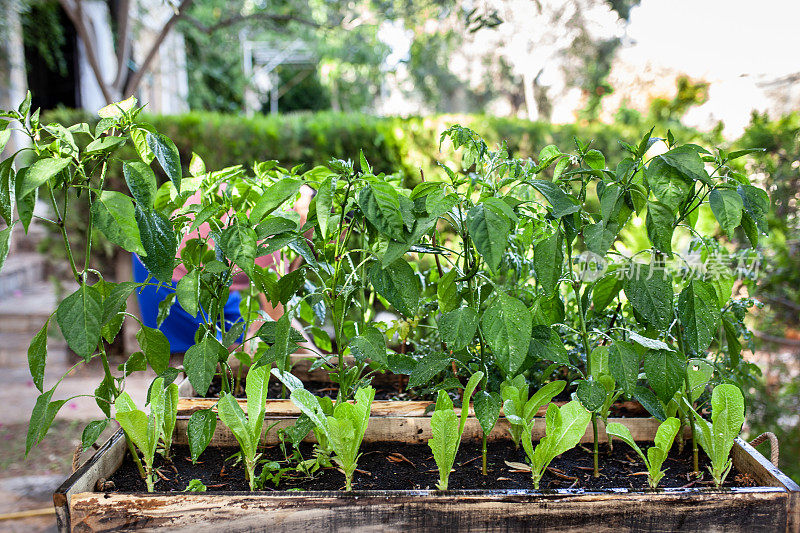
[114,377,169,492]
[160,382,179,460]
[428,371,483,490]
[684,383,744,488]
[291,385,376,491]
[606,417,681,488]
[513,400,591,489]
[501,377,566,448]
[217,364,271,490]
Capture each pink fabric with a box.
[172,189,280,291]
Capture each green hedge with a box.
[41,109,716,186]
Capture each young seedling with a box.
[291,386,376,491]
[501,377,566,448]
[183,479,208,492]
[428,371,483,490]
[160,382,179,460]
[114,377,169,492]
[474,389,501,475]
[684,383,745,488]
[510,400,591,489]
[216,364,271,491]
[606,417,681,488]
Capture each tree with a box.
[58,0,320,105]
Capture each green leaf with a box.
[644,349,685,403]
[659,145,710,184]
[438,307,479,352]
[358,182,405,240]
[219,225,257,276]
[81,419,109,451]
[408,352,452,389]
[98,96,137,118]
[633,385,667,421]
[467,202,510,271]
[605,422,645,462]
[217,392,254,459]
[123,161,158,209]
[91,191,145,255]
[474,391,501,436]
[723,318,742,367]
[28,319,49,392]
[135,206,177,282]
[576,379,606,412]
[131,127,155,164]
[623,263,673,330]
[136,326,170,375]
[0,224,11,274]
[315,177,333,238]
[101,282,138,325]
[482,292,532,376]
[608,340,639,396]
[369,259,420,317]
[591,273,622,312]
[187,409,217,463]
[189,152,206,177]
[737,184,769,233]
[26,388,63,454]
[544,400,591,457]
[115,407,151,459]
[348,326,387,365]
[184,335,227,396]
[710,383,744,467]
[678,280,721,353]
[16,183,36,233]
[528,325,570,366]
[56,284,103,360]
[709,189,743,238]
[251,178,303,222]
[429,400,460,490]
[16,157,70,200]
[0,159,15,226]
[176,269,200,317]
[146,132,181,192]
[245,364,270,442]
[437,269,460,313]
[85,136,126,154]
[533,232,562,297]
[585,150,605,170]
[646,201,676,255]
[645,156,692,212]
[528,180,580,218]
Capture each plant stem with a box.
[125,436,146,480]
[46,187,80,282]
[482,435,488,476]
[675,321,699,474]
[566,231,600,478]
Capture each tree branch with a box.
[123,0,194,97]
[59,0,115,104]
[181,11,319,35]
[112,0,131,91]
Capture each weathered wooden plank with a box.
[67,489,790,533]
[175,393,645,419]
[54,430,126,532]
[57,425,800,532]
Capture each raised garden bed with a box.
[55,409,800,532]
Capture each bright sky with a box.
[626,0,800,80]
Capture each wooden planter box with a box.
[55,403,800,532]
[177,353,406,397]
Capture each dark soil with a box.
[108,440,747,493]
